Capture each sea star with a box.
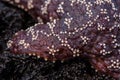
[3,0,120,79]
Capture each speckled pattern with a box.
[3,0,120,79]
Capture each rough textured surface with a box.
[0,1,117,80]
[1,0,120,79]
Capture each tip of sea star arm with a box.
[7,23,74,61]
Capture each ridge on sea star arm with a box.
[4,0,120,79]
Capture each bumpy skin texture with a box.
[3,0,120,79]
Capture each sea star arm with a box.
[91,55,120,78]
[3,0,120,79]
[3,0,59,23]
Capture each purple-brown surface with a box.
[2,0,120,79]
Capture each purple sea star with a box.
[3,0,120,79]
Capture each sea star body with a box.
[3,0,120,79]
